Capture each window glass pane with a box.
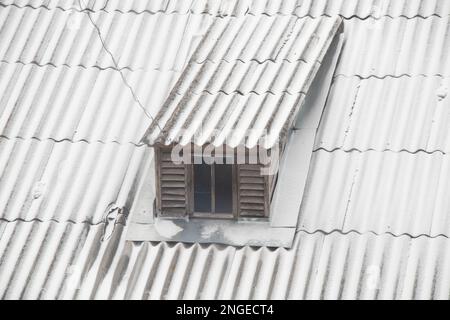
[194,163,211,212]
[215,164,233,213]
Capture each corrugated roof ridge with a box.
[175,89,300,97]
[4,218,443,249]
[313,147,447,156]
[0,59,135,72]
[1,220,447,246]
[119,229,450,251]
[0,216,126,226]
[0,135,149,147]
[335,73,448,80]
[296,229,449,240]
[0,3,446,20]
[193,56,309,65]
[2,63,445,79]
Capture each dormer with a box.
[127,15,344,248]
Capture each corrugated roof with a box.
[1,222,449,299]
[1,0,450,300]
[298,149,450,237]
[100,231,450,300]
[0,6,217,146]
[316,76,450,153]
[0,220,127,299]
[335,16,450,78]
[0,5,210,70]
[142,15,342,148]
[0,63,178,144]
[0,137,151,223]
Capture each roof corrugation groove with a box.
[3,0,450,18]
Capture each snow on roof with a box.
[0,0,450,299]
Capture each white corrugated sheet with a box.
[1,222,448,299]
[0,63,179,144]
[0,5,211,70]
[0,220,127,299]
[336,16,450,77]
[0,5,216,146]
[316,76,450,153]
[0,137,152,223]
[103,231,450,300]
[298,149,450,237]
[1,0,450,300]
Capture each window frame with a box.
[188,156,238,219]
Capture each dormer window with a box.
[126,15,344,248]
[155,145,274,220]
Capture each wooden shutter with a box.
[237,164,268,217]
[156,147,188,217]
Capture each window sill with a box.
[190,212,235,219]
[126,217,295,248]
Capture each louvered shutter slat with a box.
[238,164,267,217]
[158,148,188,216]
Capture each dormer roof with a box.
[142,15,342,148]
